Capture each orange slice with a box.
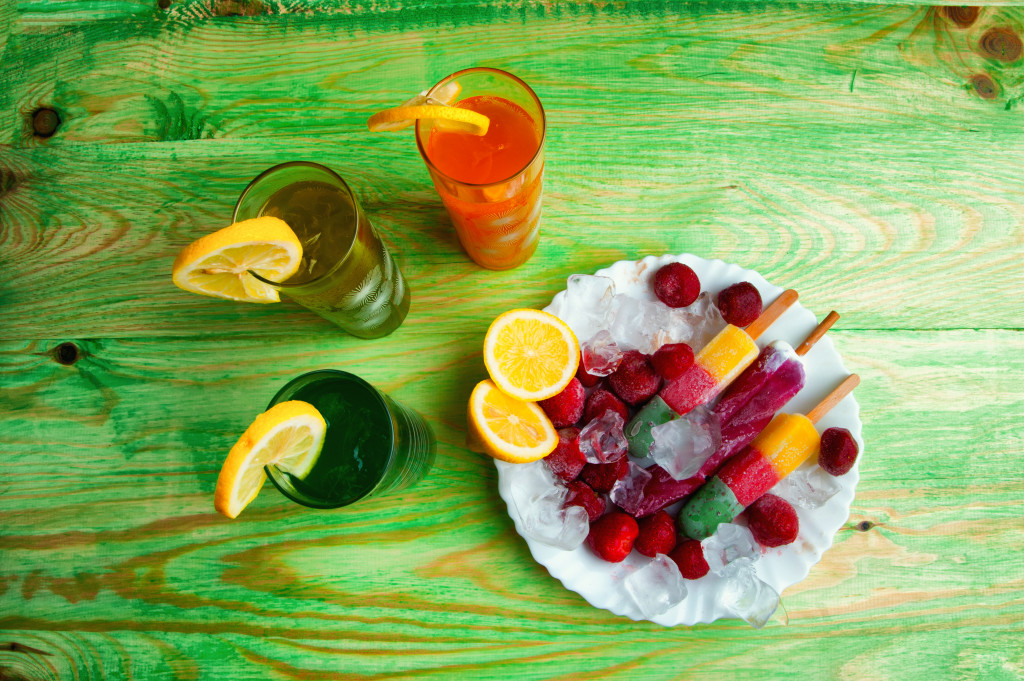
[214,401,326,519]
[483,309,580,402]
[172,217,302,303]
[467,379,558,463]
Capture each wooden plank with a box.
[2,7,1024,338]
[1,330,1022,678]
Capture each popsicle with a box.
[625,289,799,458]
[632,312,840,518]
[677,373,860,540]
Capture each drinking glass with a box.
[416,68,546,270]
[265,370,436,509]
[234,162,410,338]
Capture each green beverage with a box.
[234,162,410,338]
[265,370,435,508]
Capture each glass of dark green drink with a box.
[265,370,436,508]
[233,162,410,338]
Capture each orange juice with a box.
[416,68,546,270]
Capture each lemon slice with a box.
[367,83,489,137]
[172,217,302,303]
[483,309,580,402]
[366,83,463,132]
[467,379,558,463]
[214,401,327,519]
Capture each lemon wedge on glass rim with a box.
[214,400,327,519]
[171,216,302,304]
[367,82,490,135]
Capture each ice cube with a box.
[579,411,628,464]
[557,275,616,343]
[582,330,623,377]
[717,558,781,629]
[649,406,722,480]
[702,523,760,573]
[771,465,843,510]
[607,294,649,351]
[609,461,654,516]
[625,554,689,618]
[507,461,588,550]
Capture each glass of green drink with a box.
[233,162,410,338]
[265,370,436,508]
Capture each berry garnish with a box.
[819,427,859,476]
[650,343,695,380]
[583,388,630,424]
[654,262,701,308]
[543,428,586,482]
[565,480,606,522]
[745,493,799,547]
[634,510,678,557]
[539,377,585,428]
[717,282,763,327]
[668,539,710,579]
[608,350,661,406]
[586,511,639,563]
[580,457,630,494]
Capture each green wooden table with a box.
[3,1,1023,678]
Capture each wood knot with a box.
[970,73,999,99]
[53,342,82,366]
[158,0,171,7]
[856,520,875,532]
[942,6,979,29]
[978,28,1023,63]
[31,108,61,138]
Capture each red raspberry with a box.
[717,282,763,327]
[586,511,639,563]
[565,480,605,522]
[634,510,678,557]
[668,539,710,579]
[654,262,701,308]
[580,457,629,494]
[539,377,585,428]
[543,428,585,482]
[819,427,859,476]
[650,343,695,380]
[583,388,630,424]
[608,350,661,406]
[746,494,799,547]
[575,357,602,388]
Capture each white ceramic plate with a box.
[495,254,862,626]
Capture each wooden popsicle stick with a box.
[807,374,860,424]
[745,288,798,340]
[795,311,840,357]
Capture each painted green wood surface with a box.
[2,1,1023,680]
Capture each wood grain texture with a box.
[1,331,1022,680]
[2,0,1024,679]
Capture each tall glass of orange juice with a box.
[415,68,546,270]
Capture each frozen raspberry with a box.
[608,350,661,406]
[539,377,585,428]
[580,457,629,494]
[634,510,678,557]
[586,511,639,563]
[654,262,701,308]
[746,494,799,547]
[543,428,585,482]
[819,427,859,476]
[575,357,602,388]
[650,343,695,380]
[583,388,630,424]
[668,539,710,579]
[565,480,605,522]
[717,282,762,327]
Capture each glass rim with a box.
[415,67,547,189]
[264,369,398,509]
[232,161,359,290]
